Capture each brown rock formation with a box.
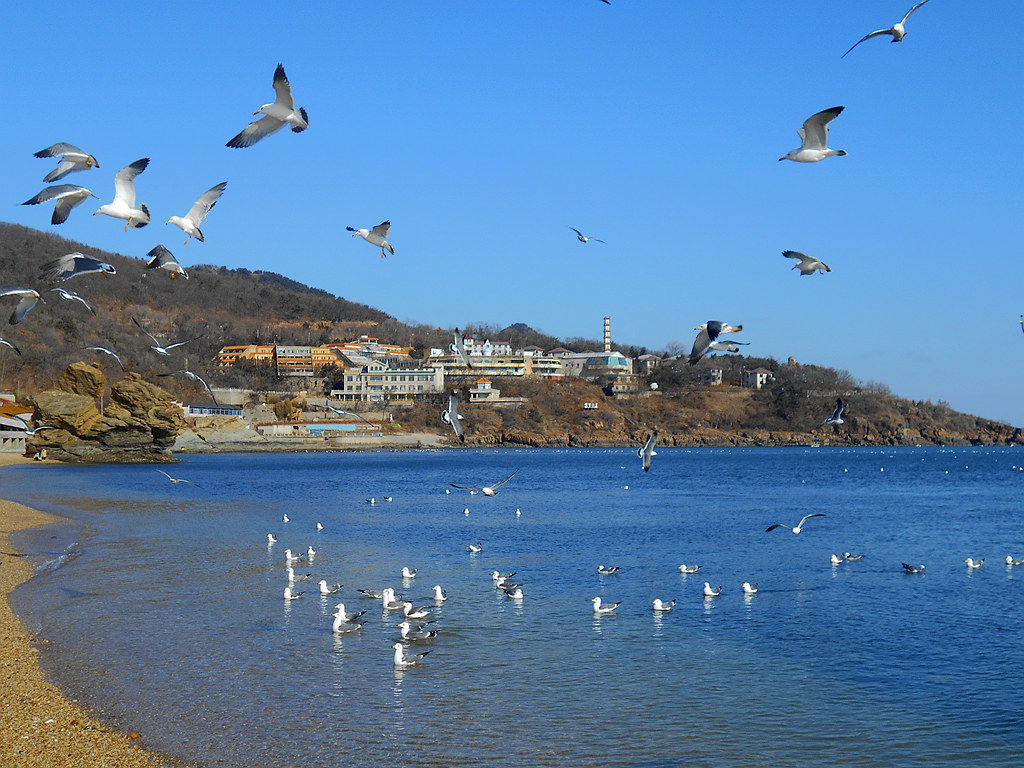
[27,365,186,463]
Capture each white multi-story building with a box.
[331,361,445,401]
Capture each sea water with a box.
[5,447,1024,767]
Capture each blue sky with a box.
[3,2,1023,425]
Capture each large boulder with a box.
[27,366,186,463]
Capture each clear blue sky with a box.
[3,2,1023,424]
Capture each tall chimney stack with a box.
[603,316,611,353]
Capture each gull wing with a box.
[131,316,162,346]
[43,161,79,183]
[841,29,894,58]
[801,107,843,150]
[163,336,203,351]
[9,294,40,325]
[272,63,297,110]
[226,114,285,148]
[798,513,826,528]
[489,469,520,490]
[370,221,391,239]
[83,346,125,369]
[184,182,227,226]
[782,250,808,262]
[113,158,149,207]
[449,482,483,492]
[146,245,178,270]
[901,0,931,26]
[35,142,85,159]
[687,328,712,365]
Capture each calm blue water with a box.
[5,447,1024,767]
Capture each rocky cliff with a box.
[27,363,186,463]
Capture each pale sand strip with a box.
[0,453,178,767]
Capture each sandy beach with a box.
[0,452,178,767]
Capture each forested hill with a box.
[0,222,403,391]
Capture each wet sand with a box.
[0,453,179,767]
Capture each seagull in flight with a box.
[450,329,474,368]
[94,158,151,230]
[450,469,519,497]
[347,221,394,258]
[40,253,116,283]
[766,513,826,534]
[570,227,605,244]
[823,398,845,426]
[842,1,932,58]
[167,182,226,244]
[82,346,126,369]
[155,469,197,485]
[49,288,95,314]
[321,403,375,425]
[227,64,308,148]
[145,245,189,280]
[779,107,847,163]
[132,317,202,356]
[639,430,657,472]
[10,416,57,436]
[0,336,22,355]
[688,320,741,365]
[22,184,99,225]
[1,288,43,325]
[441,390,466,443]
[157,370,218,403]
[34,142,100,182]
[783,250,831,275]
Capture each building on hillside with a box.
[331,361,445,401]
[274,346,315,376]
[700,369,724,386]
[743,367,775,390]
[516,345,545,357]
[559,351,633,380]
[327,336,411,361]
[546,347,575,358]
[636,354,663,373]
[437,354,564,379]
[607,373,641,395]
[467,377,529,407]
[462,334,513,357]
[215,344,275,367]
[179,402,244,418]
[0,401,33,453]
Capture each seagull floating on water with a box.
[316,522,324,531]
[267,533,277,544]
[403,602,432,620]
[742,582,759,595]
[450,469,519,497]
[766,513,826,534]
[401,567,417,579]
[844,552,864,561]
[94,158,151,229]
[831,554,845,566]
[283,548,304,563]
[358,588,384,600]
[783,250,831,276]
[570,227,605,244]
[678,564,701,574]
[287,567,311,584]
[40,253,116,283]
[22,184,98,225]
[703,583,722,597]
[779,107,847,163]
[307,546,316,557]
[842,0,932,58]
[902,562,926,574]
[227,64,308,148]
[431,585,447,602]
[467,543,482,554]
[399,621,438,641]
[592,596,620,614]
[283,586,303,600]
[598,565,620,575]
[318,580,342,595]
[347,221,394,258]
[507,587,524,601]
[652,598,675,611]
[333,603,366,625]
[964,558,984,569]
[392,643,430,668]
[34,143,100,182]
[167,182,226,244]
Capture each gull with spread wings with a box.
[167,182,226,243]
[450,470,519,497]
[226,64,308,148]
[94,158,151,230]
[132,317,202,356]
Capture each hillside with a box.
[1,222,1019,447]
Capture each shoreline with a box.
[0,453,180,767]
